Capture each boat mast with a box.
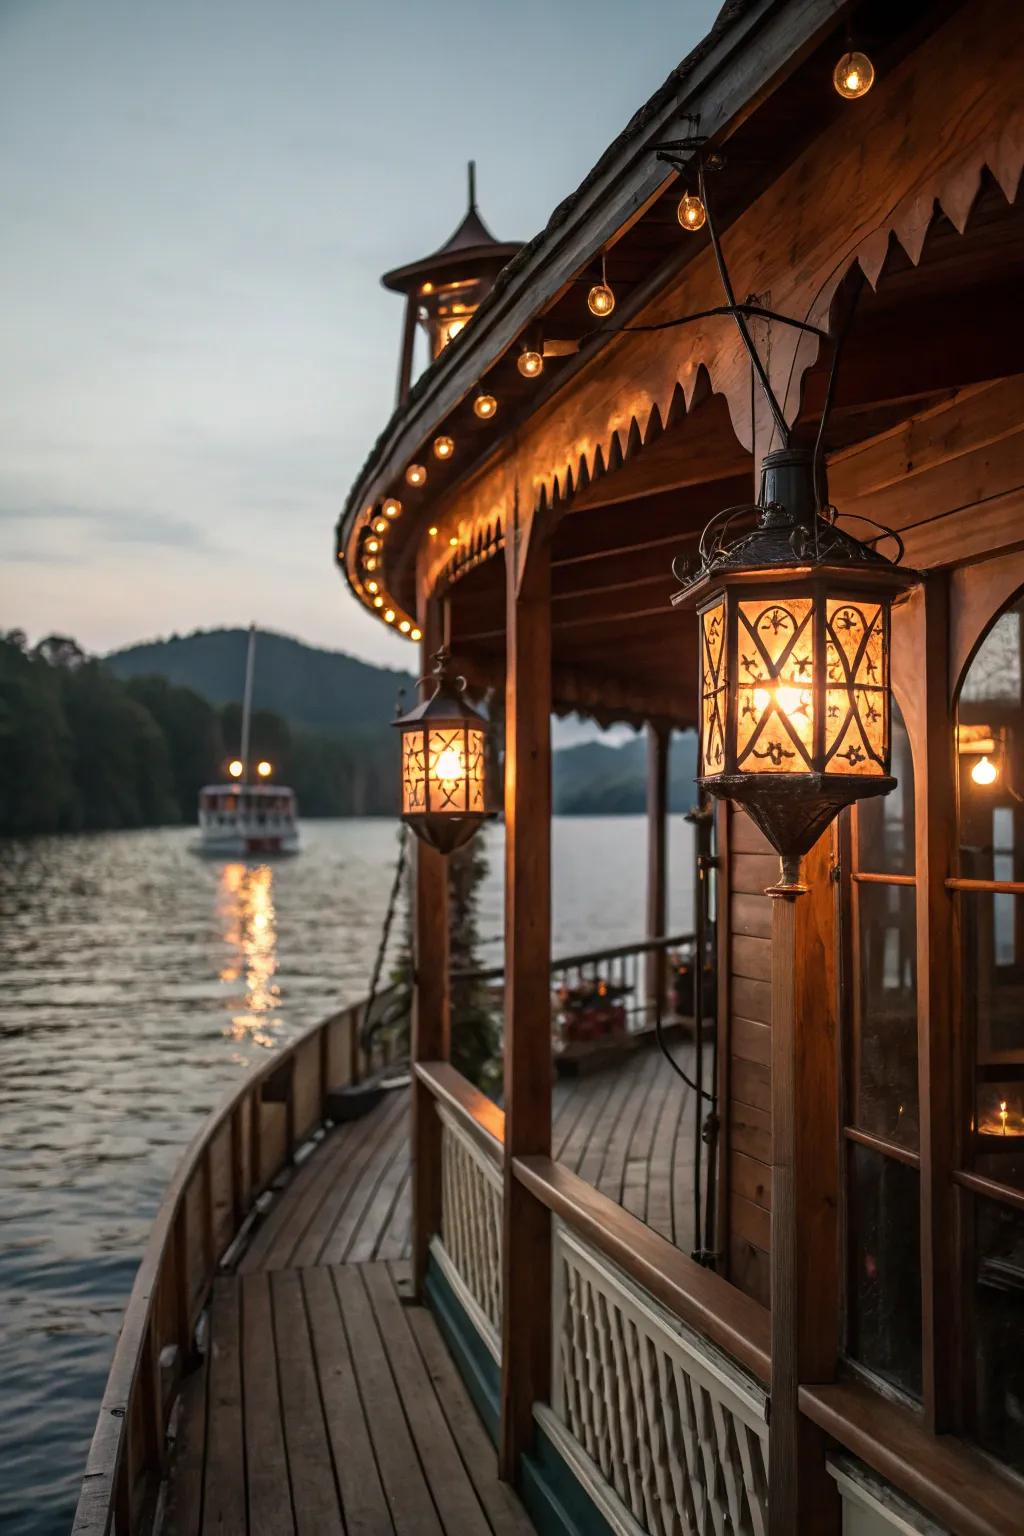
[239,624,256,785]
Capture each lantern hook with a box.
[417,645,468,701]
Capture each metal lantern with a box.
[393,648,491,853]
[674,448,918,884]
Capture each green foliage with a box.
[448,837,502,1097]
[0,633,75,832]
[553,733,699,814]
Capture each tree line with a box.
[0,631,398,836]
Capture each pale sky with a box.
[0,0,721,671]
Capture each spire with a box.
[468,159,477,212]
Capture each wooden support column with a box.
[500,521,553,1481]
[768,834,841,1536]
[645,722,670,1013]
[411,602,450,1299]
[396,295,418,407]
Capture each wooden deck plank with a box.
[345,1117,411,1264]
[163,1351,207,1536]
[241,1273,294,1536]
[362,1263,493,1536]
[270,1270,345,1535]
[374,1167,411,1262]
[648,1075,686,1241]
[332,1265,445,1536]
[202,1278,246,1536]
[406,1303,536,1536]
[239,1127,351,1274]
[247,1122,359,1273]
[596,1048,661,1204]
[302,1266,394,1536]
[301,1092,410,1267]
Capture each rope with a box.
[362,824,409,1047]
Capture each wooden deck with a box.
[163,1042,702,1534]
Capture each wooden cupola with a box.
[382,161,521,405]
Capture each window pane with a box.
[970,1197,1024,1475]
[856,702,914,875]
[846,1143,922,1399]
[962,890,1024,1189]
[853,882,919,1149]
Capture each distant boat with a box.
[195,624,300,857]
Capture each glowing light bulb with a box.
[444,320,465,343]
[587,282,616,317]
[373,595,384,608]
[677,193,706,232]
[474,392,498,420]
[384,609,395,623]
[366,538,380,553]
[433,435,454,460]
[518,349,543,378]
[428,525,438,537]
[1000,1100,1009,1135]
[399,620,411,634]
[753,688,771,713]
[434,746,464,780]
[410,627,422,642]
[383,498,401,519]
[373,518,387,534]
[228,759,244,779]
[833,50,875,99]
[365,557,377,571]
[449,535,459,547]
[256,760,272,778]
[776,686,805,719]
[366,579,379,593]
[972,754,998,786]
[421,281,434,295]
[405,463,427,487]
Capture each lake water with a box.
[0,816,694,1535]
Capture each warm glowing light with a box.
[518,349,543,378]
[228,759,244,779]
[366,580,379,593]
[421,281,434,294]
[373,595,384,608]
[474,392,498,419]
[366,538,380,553]
[428,525,439,537]
[364,557,378,571]
[373,518,387,534]
[446,320,465,339]
[587,282,616,317]
[972,754,999,786]
[1001,1101,1009,1135]
[434,745,464,781]
[433,435,454,460]
[405,463,427,487]
[449,535,459,547]
[218,863,281,1047]
[256,760,272,778]
[410,627,422,642]
[383,498,402,518]
[399,620,411,633]
[833,50,875,99]
[384,608,395,623]
[677,193,706,231]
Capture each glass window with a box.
[846,1143,922,1399]
[856,703,915,876]
[970,1198,1024,1475]
[853,881,918,1148]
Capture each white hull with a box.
[194,826,300,858]
[196,782,300,858]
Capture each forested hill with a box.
[553,734,698,815]
[106,627,414,738]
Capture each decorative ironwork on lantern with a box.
[673,448,918,885]
[393,648,491,853]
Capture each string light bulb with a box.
[474,391,498,420]
[366,538,380,553]
[972,754,998,786]
[365,557,378,571]
[384,608,395,623]
[383,498,402,519]
[405,463,427,487]
[366,580,379,594]
[399,620,411,634]
[373,517,387,534]
[428,525,438,537]
[518,348,543,378]
[677,192,706,232]
[410,627,422,642]
[433,435,454,460]
[587,256,616,318]
[833,50,875,99]
[373,595,384,608]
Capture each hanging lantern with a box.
[393,648,491,853]
[673,448,918,885]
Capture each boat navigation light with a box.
[256,760,273,778]
[228,759,244,779]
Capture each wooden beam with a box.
[768,835,841,1535]
[499,515,553,1480]
[645,723,670,1011]
[411,600,450,1300]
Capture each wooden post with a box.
[411,602,450,1298]
[768,834,841,1535]
[396,296,418,407]
[500,518,553,1480]
[645,721,670,1015]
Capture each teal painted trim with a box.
[519,1421,619,1536]
[424,1254,501,1445]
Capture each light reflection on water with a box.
[0,815,691,1535]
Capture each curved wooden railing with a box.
[72,991,401,1536]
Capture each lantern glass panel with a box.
[825,598,887,776]
[427,727,469,812]
[736,597,814,773]
[466,728,486,813]
[401,729,426,814]
[701,600,727,776]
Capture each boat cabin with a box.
[76,2,1024,1532]
[197,783,299,857]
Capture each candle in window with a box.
[1000,1100,1008,1136]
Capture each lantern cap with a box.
[392,647,486,729]
[672,448,919,605]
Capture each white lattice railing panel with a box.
[434,1103,503,1354]
[551,1223,769,1536]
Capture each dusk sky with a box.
[0,0,721,672]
